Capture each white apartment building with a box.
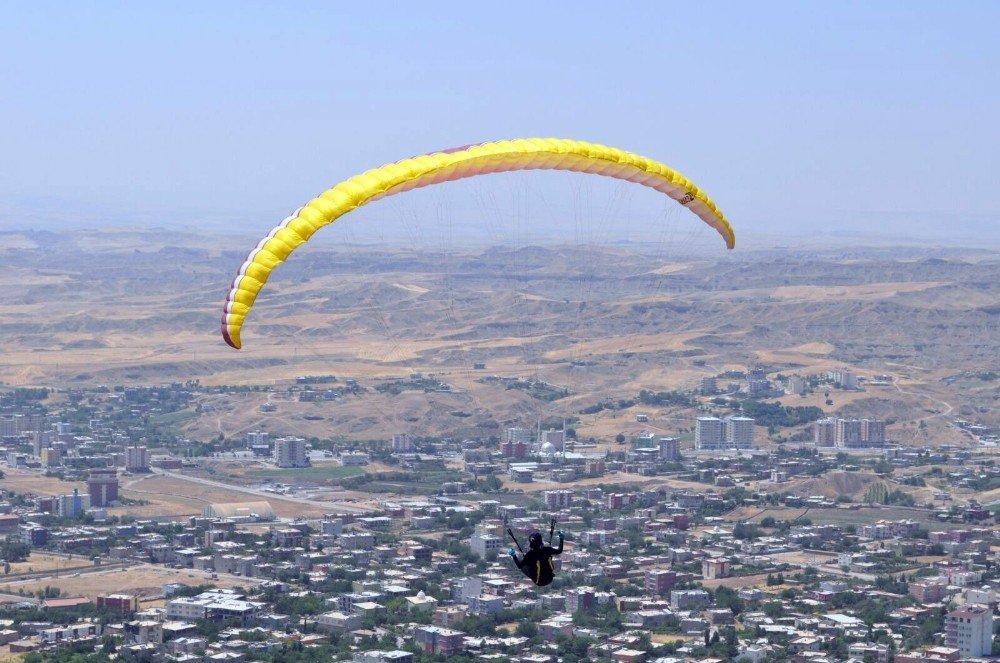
[504,427,531,445]
[391,434,414,452]
[57,489,90,518]
[726,417,755,449]
[469,522,504,559]
[246,430,267,447]
[827,368,858,389]
[659,437,680,460]
[824,417,886,448]
[316,611,362,634]
[166,590,263,624]
[695,417,725,450]
[273,436,308,468]
[945,604,992,658]
[696,416,754,450]
[125,445,150,472]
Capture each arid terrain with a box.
[0,229,996,451]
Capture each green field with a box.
[149,410,199,427]
[247,465,365,482]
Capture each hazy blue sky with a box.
[1,2,997,244]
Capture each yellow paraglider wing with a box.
[222,138,734,349]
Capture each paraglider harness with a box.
[507,518,563,587]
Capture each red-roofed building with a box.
[42,597,92,610]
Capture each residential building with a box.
[828,368,858,389]
[909,580,948,603]
[544,490,573,509]
[316,611,361,634]
[746,366,771,397]
[726,417,755,449]
[659,437,680,461]
[246,430,267,448]
[469,522,504,559]
[670,589,711,611]
[696,416,753,450]
[695,417,724,450]
[823,417,886,448]
[835,419,863,448]
[87,468,119,507]
[645,570,676,596]
[125,445,150,472]
[787,376,807,394]
[862,418,886,445]
[702,558,731,579]
[97,594,139,615]
[40,448,61,468]
[945,604,992,657]
[412,626,463,656]
[505,427,531,446]
[353,652,414,663]
[566,587,596,612]
[814,418,836,447]
[391,434,414,453]
[166,590,262,625]
[57,489,89,518]
[20,524,49,546]
[273,436,307,468]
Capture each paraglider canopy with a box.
[221,138,735,349]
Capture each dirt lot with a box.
[0,564,256,601]
[0,470,83,497]
[6,553,92,576]
[700,571,798,589]
[120,474,331,519]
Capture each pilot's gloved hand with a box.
[508,548,517,558]
[558,530,565,539]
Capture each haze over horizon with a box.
[2,2,998,247]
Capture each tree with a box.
[723,628,739,659]
[516,621,537,638]
[714,586,745,615]
[763,602,784,619]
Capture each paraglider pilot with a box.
[508,529,563,587]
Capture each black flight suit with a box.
[513,535,563,586]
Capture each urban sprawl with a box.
[0,365,998,663]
